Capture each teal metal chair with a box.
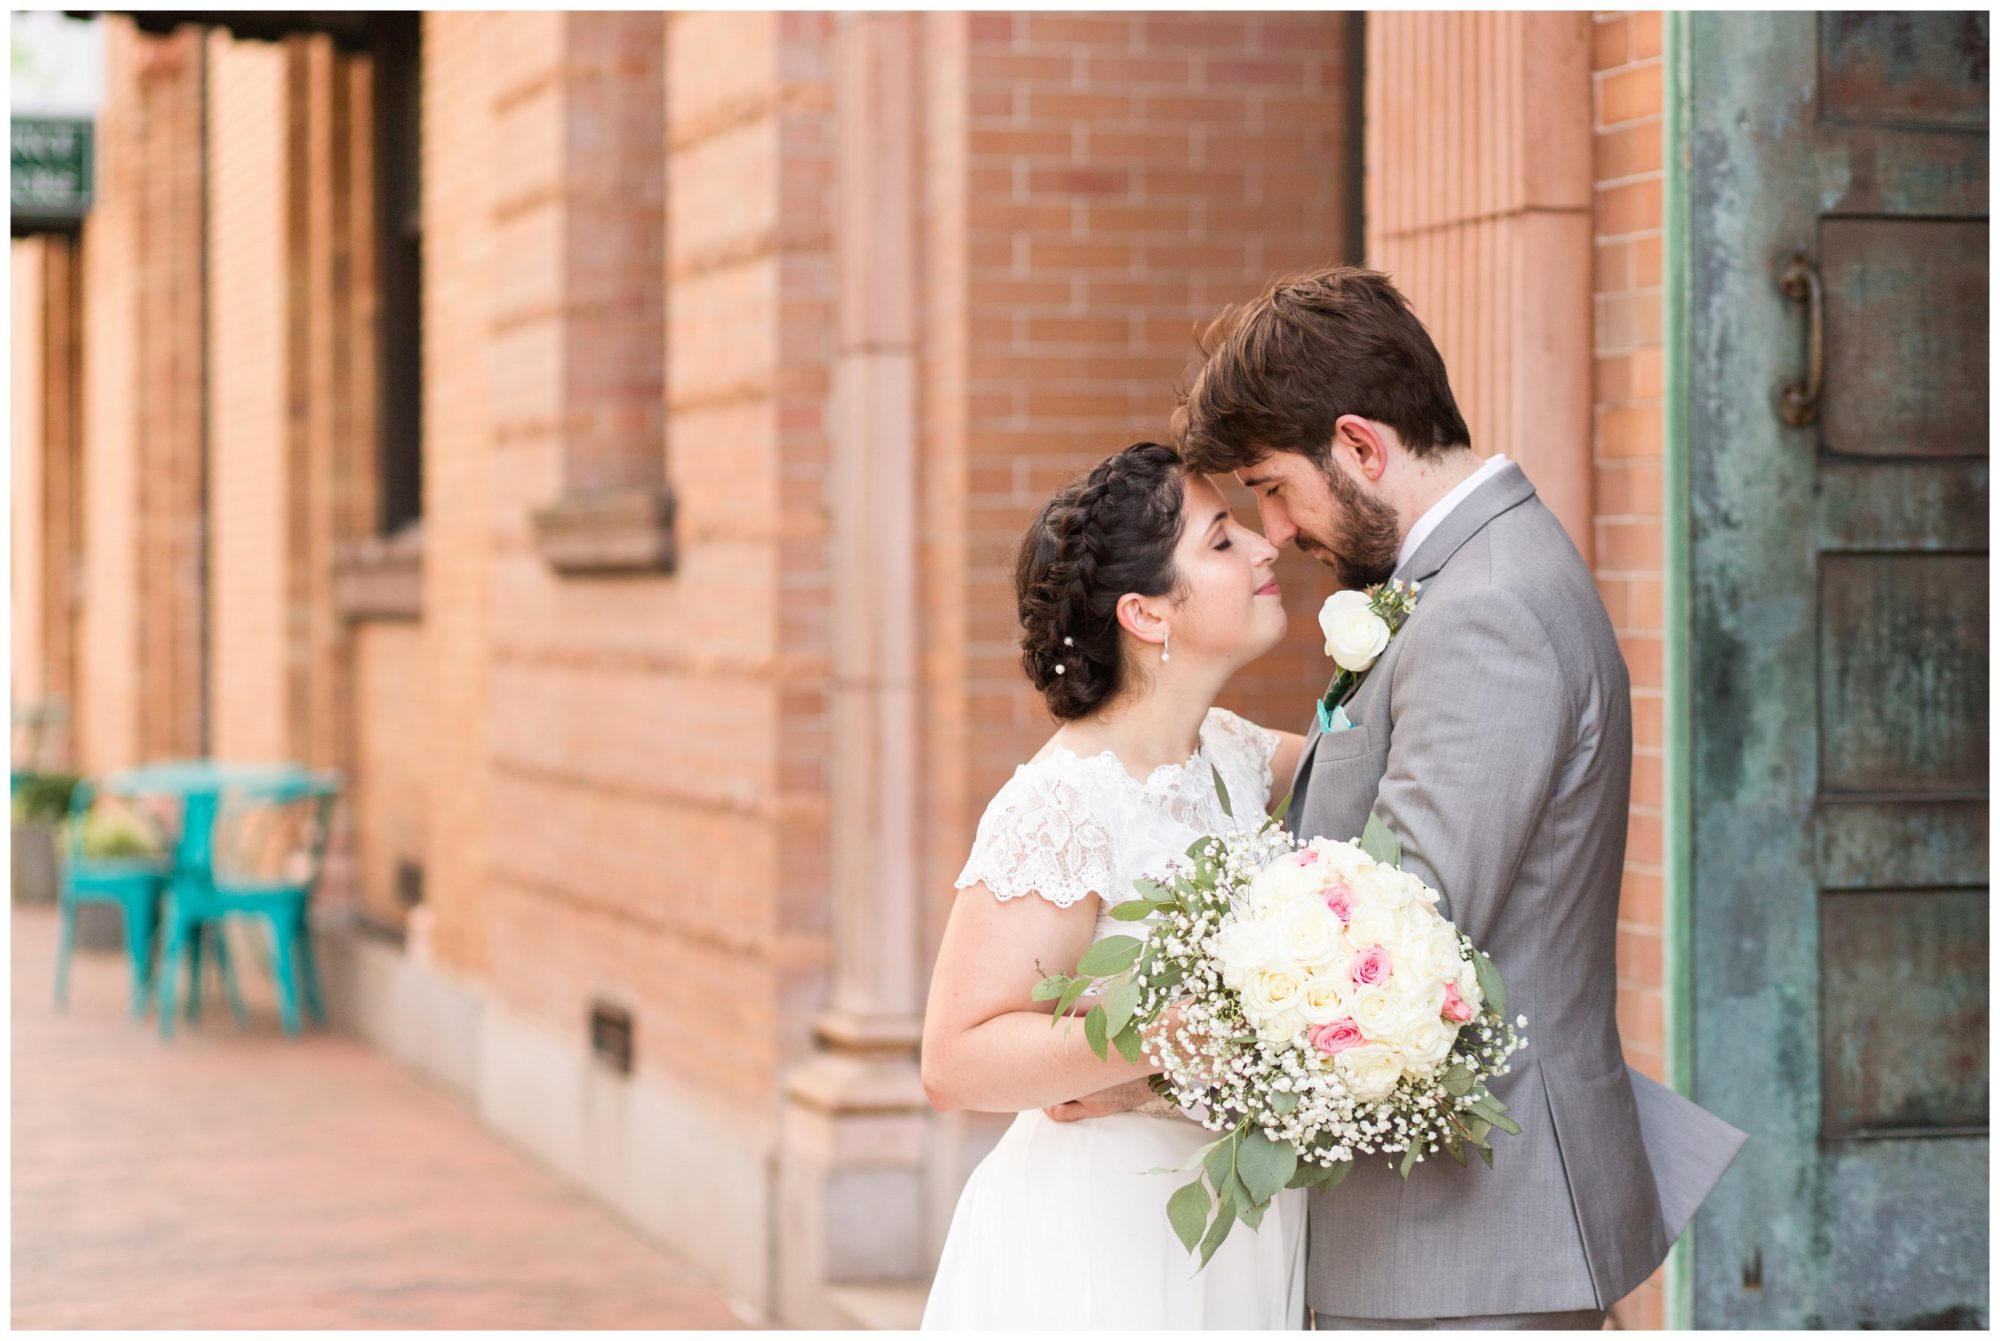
[54,780,177,1016]
[155,771,341,1038]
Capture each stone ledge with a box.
[333,528,424,622]
[531,487,677,576]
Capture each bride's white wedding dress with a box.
[922,707,1307,1330]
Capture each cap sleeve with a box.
[954,763,1116,909]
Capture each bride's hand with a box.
[1042,1076,1155,1123]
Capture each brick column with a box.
[1366,12,1596,556]
[524,12,674,575]
[777,12,930,1324]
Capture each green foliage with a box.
[1473,949,1508,1019]
[1359,812,1401,866]
[1075,935,1141,977]
[11,771,81,825]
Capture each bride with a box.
[920,442,1310,1329]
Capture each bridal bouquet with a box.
[1034,792,1528,1267]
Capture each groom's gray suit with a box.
[1289,462,1746,1326]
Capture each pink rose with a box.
[1441,981,1475,1024]
[1350,945,1392,987]
[1322,883,1355,924]
[1296,848,1321,866]
[1309,1018,1365,1056]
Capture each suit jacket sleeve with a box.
[1371,585,1570,946]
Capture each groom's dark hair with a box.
[1172,265,1472,473]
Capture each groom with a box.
[1050,266,1744,1328]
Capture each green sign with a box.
[11,115,93,225]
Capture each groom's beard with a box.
[1315,461,1402,590]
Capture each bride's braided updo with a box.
[1015,442,1189,721]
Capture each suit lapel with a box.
[1393,461,1538,585]
[1288,462,1540,837]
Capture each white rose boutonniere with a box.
[1319,589,1391,672]
[1315,578,1421,734]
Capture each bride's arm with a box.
[920,881,1162,1114]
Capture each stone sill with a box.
[531,487,677,577]
[333,527,424,622]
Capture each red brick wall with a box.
[1591,9,1668,1330]
[924,12,1357,948]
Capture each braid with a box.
[1015,443,1188,721]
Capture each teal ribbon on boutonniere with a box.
[1314,578,1422,734]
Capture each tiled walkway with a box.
[11,904,753,1329]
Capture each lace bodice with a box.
[955,707,1279,943]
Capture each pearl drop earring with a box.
[1160,630,1171,664]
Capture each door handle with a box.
[1777,250,1824,427]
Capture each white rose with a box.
[1455,959,1484,1012]
[1348,984,1404,1042]
[1414,926,1464,984]
[1345,901,1397,951]
[1319,590,1392,673]
[1282,899,1341,967]
[1350,864,1410,910]
[1402,1016,1456,1074]
[1256,1008,1307,1045]
[1214,919,1281,986]
[1247,856,1322,909]
[1337,1043,1406,1103]
[1245,965,1305,1026]
[1298,972,1349,1026]
[1314,839,1371,880]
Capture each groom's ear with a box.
[1333,414,1392,484]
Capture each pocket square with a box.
[1315,700,1355,735]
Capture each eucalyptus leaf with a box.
[1210,762,1234,818]
[1399,1143,1421,1179]
[1203,1131,1238,1193]
[1322,1158,1352,1190]
[1030,974,1071,1003]
[1473,949,1507,1019]
[1108,899,1156,921]
[1052,975,1091,1022]
[1168,1180,1210,1253]
[1104,978,1141,1037]
[1443,1136,1468,1166]
[1236,1129,1298,1205]
[1360,812,1402,867]
[1270,1089,1300,1115]
[1112,1024,1143,1065]
[1083,1003,1109,1060]
[1076,935,1143,977]
[1134,878,1175,904]
[1197,1198,1239,1267]
[1475,1143,1495,1169]
[1441,1064,1474,1097]
[1238,1195,1267,1231]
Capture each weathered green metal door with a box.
[1685,11,1989,1329]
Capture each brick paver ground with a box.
[11,905,754,1329]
